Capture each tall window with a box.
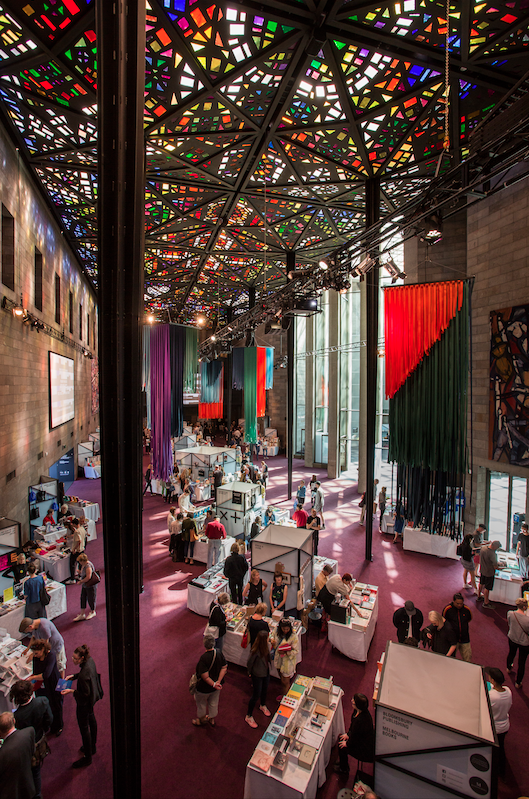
[79,302,83,340]
[54,274,61,324]
[34,249,43,311]
[314,292,330,465]
[294,318,306,457]
[1,205,15,291]
[87,312,90,346]
[69,291,73,334]
[339,284,361,473]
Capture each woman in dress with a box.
[506,597,529,689]
[485,667,512,776]
[243,569,268,606]
[74,553,98,622]
[460,532,477,592]
[245,630,271,728]
[269,573,288,616]
[271,618,299,696]
[24,563,47,619]
[28,639,63,736]
[61,644,103,768]
[334,693,375,775]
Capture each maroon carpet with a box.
[40,456,529,799]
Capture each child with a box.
[295,480,306,511]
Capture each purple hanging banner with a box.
[150,325,172,481]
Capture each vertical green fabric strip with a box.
[388,282,469,475]
[184,327,198,392]
[244,347,258,443]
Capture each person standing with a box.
[169,512,184,562]
[443,594,473,662]
[143,463,153,495]
[27,640,63,736]
[243,570,268,606]
[313,481,325,527]
[66,518,86,584]
[378,487,387,527]
[423,611,457,656]
[246,602,270,646]
[317,572,353,615]
[516,521,529,579]
[309,474,318,507]
[334,694,375,775]
[306,508,321,556]
[207,592,229,652]
[182,512,198,565]
[61,644,103,768]
[269,573,288,616]
[292,503,308,528]
[296,480,306,508]
[223,542,249,605]
[250,515,262,541]
[0,712,35,799]
[392,601,424,644]
[315,564,333,598]
[213,465,224,501]
[259,461,268,488]
[192,635,228,728]
[19,617,67,678]
[166,506,176,533]
[506,597,529,689]
[73,553,98,621]
[393,505,405,544]
[23,563,47,620]
[485,667,512,776]
[460,533,478,592]
[10,681,52,799]
[245,630,271,728]
[204,513,227,569]
[2,552,27,583]
[271,618,299,697]
[477,540,502,608]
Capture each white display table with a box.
[0,581,66,640]
[34,525,68,544]
[243,688,345,799]
[187,580,230,616]
[380,514,395,534]
[84,464,101,479]
[489,576,522,606]
[36,552,70,583]
[222,613,303,679]
[403,527,458,559]
[192,536,235,565]
[68,502,101,522]
[328,592,379,662]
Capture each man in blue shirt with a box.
[19,617,66,678]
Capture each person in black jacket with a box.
[223,542,249,605]
[392,600,423,644]
[10,680,52,799]
[2,553,27,584]
[208,593,229,652]
[422,611,457,656]
[61,644,103,768]
[443,593,473,662]
[28,640,63,736]
[334,693,375,774]
[0,712,35,799]
[245,630,271,728]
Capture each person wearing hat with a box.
[392,600,424,644]
[477,540,502,608]
[19,617,67,678]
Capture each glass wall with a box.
[488,470,528,551]
[339,284,361,472]
[313,292,330,465]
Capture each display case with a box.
[28,478,58,539]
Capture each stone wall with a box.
[0,123,98,541]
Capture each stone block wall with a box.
[0,122,98,541]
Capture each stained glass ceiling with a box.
[0,1,527,324]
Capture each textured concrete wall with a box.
[0,123,98,541]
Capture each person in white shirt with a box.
[166,506,176,532]
[485,667,512,776]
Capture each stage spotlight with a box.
[147,314,155,324]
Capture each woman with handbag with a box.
[10,679,53,799]
[506,597,529,689]
[28,640,64,736]
[24,563,48,620]
[192,635,227,727]
[206,592,229,652]
[271,618,299,697]
[245,630,271,728]
[74,553,99,622]
[61,644,103,768]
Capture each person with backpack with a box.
[61,644,103,768]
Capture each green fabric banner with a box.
[388,281,469,475]
[184,327,198,392]
[244,347,258,443]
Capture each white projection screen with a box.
[49,352,75,429]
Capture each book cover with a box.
[250,750,274,772]
[56,678,73,692]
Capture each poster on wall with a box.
[91,358,99,415]
[49,352,75,429]
[489,304,529,465]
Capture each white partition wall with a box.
[375,643,497,799]
[216,481,262,538]
[251,525,313,612]
[174,446,237,479]
[173,433,197,449]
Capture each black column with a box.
[286,251,295,500]
[364,178,380,562]
[96,1,145,797]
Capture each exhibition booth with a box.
[217,481,263,539]
[375,642,497,799]
[0,579,66,641]
[174,446,237,481]
[251,526,313,613]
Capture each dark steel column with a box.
[364,178,380,562]
[96,1,145,797]
[286,251,295,500]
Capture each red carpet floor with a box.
[39,456,528,799]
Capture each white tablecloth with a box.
[380,514,393,533]
[84,464,101,479]
[243,690,345,799]
[187,581,230,616]
[403,528,458,559]
[489,575,523,605]
[0,582,67,640]
[86,519,97,542]
[36,553,70,583]
[223,624,303,679]
[193,536,235,565]
[34,526,68,544]
[327,593,379,662]
[68,502,101,522]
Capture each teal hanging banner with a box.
[244,347,258,443]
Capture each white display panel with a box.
[49,352,75,428]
